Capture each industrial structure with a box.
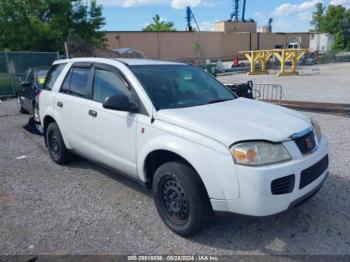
[230,0,250,22]
[186,7,200,32]
[242,49,307,76]
[309,33,335,53]
[104,0,331,61]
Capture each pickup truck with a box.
[39,58,329,236]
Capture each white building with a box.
[309,33,334,53]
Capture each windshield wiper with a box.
[207,99,232,104]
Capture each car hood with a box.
[157,98,311,147]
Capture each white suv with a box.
[39,58,329,236]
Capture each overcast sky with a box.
[97,0,350,32]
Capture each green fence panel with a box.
[0,51,58,97]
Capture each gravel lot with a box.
[218,63,350,104]
[0,98,350,256]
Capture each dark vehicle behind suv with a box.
[16,67,48,133]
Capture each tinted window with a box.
[60,69,72,93]
[130,65,236,110]
[24,68,34,82]
[93,69,130,103]
[69,68,90,97]
[44,63,66,91]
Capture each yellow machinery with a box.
[241,49,307,76]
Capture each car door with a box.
[54,63,94,151]
[79,63,139,177]
[20,69,35,113]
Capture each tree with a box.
[310,4,350,50]
[311,3,325,32]
[0,0,106,52]
[143,15,176,32]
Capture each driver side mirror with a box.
[20,80,32,88]
[103,94,139,113]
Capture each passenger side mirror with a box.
[103,94,139,113]
[20,80,32,88]
[20,81,32,90]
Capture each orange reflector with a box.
[234,150,246,161]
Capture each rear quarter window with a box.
[43,63,66,91]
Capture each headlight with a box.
[311,119,322,143]
[231,141,292,166]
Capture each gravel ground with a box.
[218,63,350,104]
[0,99,350,256]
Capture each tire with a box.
[46,122,73,164]
[153,161,212,237]
[16,95,27,114]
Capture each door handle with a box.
[88,110,97,117]
[57,101,63,108]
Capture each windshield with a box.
[130,64,236,110]
[36,69,49,87]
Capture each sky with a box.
[97,0,350,32]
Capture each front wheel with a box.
[153,161,212,237]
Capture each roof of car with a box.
[54,57,186,66]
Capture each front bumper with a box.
[210,135,329,216]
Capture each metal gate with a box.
[253,83,284,104]
[0,51,59,98]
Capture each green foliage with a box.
[143,15,176,32]
[310,3,325,32]
[0,0,106,52]
[311,3,350,50]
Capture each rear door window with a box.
[43,63,66,91]
[60,69,72,94]
[69,68,90,98]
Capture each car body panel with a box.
[157,98,311,146]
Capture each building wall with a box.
[106,31,311,61]
[214,21,257,33]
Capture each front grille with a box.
[294,131,317,154]
[271,175,295,195]
[299,155,329,189]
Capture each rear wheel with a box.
[46,122,73,164]
[16,96,26,114]
[153,161,212,237]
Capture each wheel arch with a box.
[138,135,231,200]
[43,115,56,147]
[42,114,71,149]
[143,150,197,187]
[143,149,212,206]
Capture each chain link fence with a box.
[318,51,350,64]
[0,51,59,98]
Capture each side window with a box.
[92,69,130,103]
[69,68,90,97]
[43,63,66,91]
[60,69,72,94]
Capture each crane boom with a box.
[186,7,200,31]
